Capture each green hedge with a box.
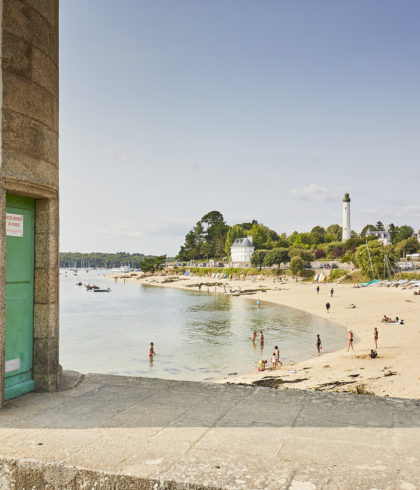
[329,269,348,281]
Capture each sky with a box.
[59,0,420,255]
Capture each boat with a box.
[93,288,111,293]
[85,284,100,290]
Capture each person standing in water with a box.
[149,342,155,361]
[374,328,378,349]
[274,345,282,366]
[252,331,257,342]
[316,334,322,354]
[260,331,264,345]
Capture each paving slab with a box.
[0,371,420,489]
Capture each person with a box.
[258,359,267,372]
[257,300,261,307]
[316,285,320,295]
[198,283,202,291]
[330,288,334,297]
[374,327,378,349]
[349,304,356,309]
[347,329,354,351]
[149,342,155,360]
[316,334,322,354]
[274,345,282,366]
[370,349,378,359]
[252,331,257,342]
[260,331,264,345]
[326,302,330,313]
[271,352,277,369]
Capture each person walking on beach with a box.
[325,302,330,313]
[316,285,320,295]
[330,288,334,297]
[260,331,264,345]
[347,329,354,351]
[316,334,322,354]
[149,342,155,361]
[374,328,378,349]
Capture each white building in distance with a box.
[231,236,254,266]
[366,227,392,245]
[342,193,351,241]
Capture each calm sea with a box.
[60,270,345,381]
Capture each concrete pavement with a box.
[1,371,420,489]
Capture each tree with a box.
[375,221,385,231]
[289,256,304,275]
[140,255,167,273]
[200,211,229,258]
[250,249,268,270]
[264,248,289,270]
[360,224,377,237]
[177,211,228,260]
[388,223,398,242]
[310,226,325,244]
[325,224,342,242]
[249,223,270,249]
[354,241,396,279]
[289,247,313,263]
[394,225,414,244]
[225,225,246,256]
[395,237,419,257]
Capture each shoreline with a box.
[109,272,420,399]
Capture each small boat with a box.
[85,284,100,290]
[93,288,111,293]
[76,282,83,286]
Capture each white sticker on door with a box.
[6,213,24,237]
[5,358,21,373]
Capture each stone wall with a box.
[0,0,60,407]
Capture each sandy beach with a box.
[111,272,420,399]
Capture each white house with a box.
[231,236,254,266]
[366,227,392,245]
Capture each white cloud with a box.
[289,184,338,202]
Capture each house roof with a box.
[232,237,253,248]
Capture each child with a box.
[271,353,277,370]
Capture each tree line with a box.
[177,211,419,279]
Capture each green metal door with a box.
[5,194,35,400]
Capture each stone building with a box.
[231,236,254,266]
[0,0,60,407]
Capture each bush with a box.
[329,269,348,281]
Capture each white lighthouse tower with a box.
[342,193,351,241]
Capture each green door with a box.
[5,194,35,400]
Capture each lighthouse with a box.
[342,193,351,241]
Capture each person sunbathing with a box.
[381,315,390,323]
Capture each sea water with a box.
[60,270,345,381]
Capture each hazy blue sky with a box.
[60,0,420,255]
